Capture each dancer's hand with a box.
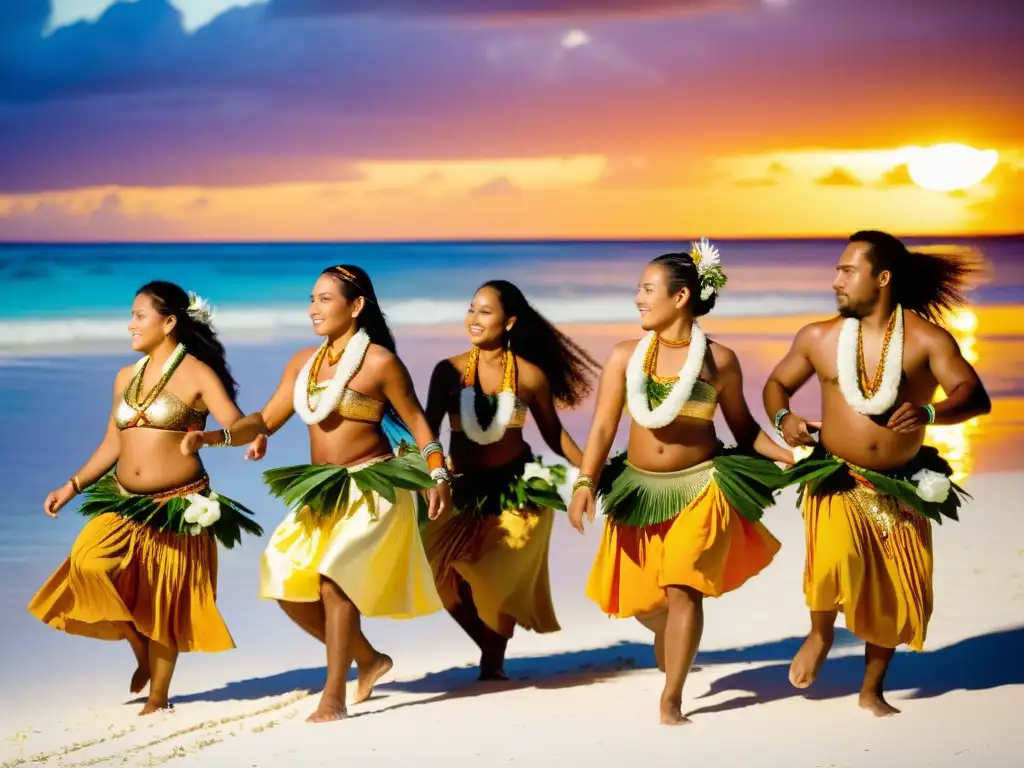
[427,481,451,520]
[43,482,75,518]
[887,403,927,434]
[779,412,820,447]
[568,488,595,534]
[245,434,268,461]
[180,431,204,456]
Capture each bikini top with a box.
[626,375,719,422]
[114,365,208,432]
[449,393,529,432]
[308,380,386,424]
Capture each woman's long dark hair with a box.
[321,265,411,450]
[479,280,601,409]
[649,253,717,317]
[137,281,238,400]
[850,230,980,323]
[322,265,396,352]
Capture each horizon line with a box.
[2,232,1022,247]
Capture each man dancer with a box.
[763,230,990,716]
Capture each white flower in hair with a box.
[187,291,214,327]
[689,236,727,301]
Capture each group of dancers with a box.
[29,229,990,725]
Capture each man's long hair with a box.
[850,230,982,323]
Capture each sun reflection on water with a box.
[925,308,979,485]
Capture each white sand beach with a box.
[3,472,1023,768]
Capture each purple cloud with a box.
[0,0,1019,194]
[267,0,754,20]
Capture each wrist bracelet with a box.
[773,408,791,432]
[421,441,443,460]
[429,467,451,485]
[70,475,83,494]
[572,475,595,495]
[923,404,936,425]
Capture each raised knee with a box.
[319,577,349,605]
[666,585,703,608]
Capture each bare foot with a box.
[127,635,150,694]
[789,631,833,689]
[859,692,901,717]
[659,694,692,726]
[138,698,170,716]
[353,653,393,705]
[306,705,348,723]
[479,634,509,681]
[478,669,510,682]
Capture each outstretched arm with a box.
[716,347,793,465]
[529,376,583,467]
[888,326,991,433]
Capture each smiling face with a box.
[128,292,175,353]
[308,273,363,338]
[635,263,688,331]
[834,241,886,318]
[465,286,511,347]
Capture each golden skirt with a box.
[586,475,780,618]
[259,476,442,619]
[422,504,560,637]
[803,484,933,650]
[28,511,234,653]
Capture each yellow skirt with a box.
[28,512,234,653]
[803,483,933,650]
[260,478,442,619]
[422,504,560,637]
[586,476,781,618]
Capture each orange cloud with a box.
[877,163,914,187]
[815,167,863,187]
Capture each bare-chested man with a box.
[763,230,991,716]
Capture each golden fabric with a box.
[114,371,207,432]
[308,381,386,423]
[260,463,442,618]
[803,484,932,650]
[586,475,780,617]
[622,378,718,422]
[421,503,559,637]
[28,512,234,652]
[449,396,528,432]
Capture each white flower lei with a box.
[836,306,904,415]
[459,348,518,446]
[625,322,708,430]
[292,329,371,425]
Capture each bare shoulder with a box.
[608,338,641,368]
[796,317,840,345]
[708,339,740,372]
[515,355,546,387]
[906,313,959,352]
[178,353,216,380]
[287,345,319,371]
[113,364,136,391]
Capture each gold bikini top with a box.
[449,395,529,432]
[626,376,719,422]
[115,358,207,432]
[308,380,386,423]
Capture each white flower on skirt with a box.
[910,469,950,503]
[792,445,815,463]
[183,492,222,534]
[521,461,554,485]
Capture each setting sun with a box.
[903,143,999,192]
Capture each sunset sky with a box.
[0,0,1020,241]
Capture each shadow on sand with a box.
[167,625,1022,715]
[688,624,1024,717]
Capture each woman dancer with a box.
[29,282,262,715]
[422,280,600,680]
[568,241,793,725]
[233,265,450,723]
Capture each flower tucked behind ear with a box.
[187,291,214,327]
[690,236,727,301]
